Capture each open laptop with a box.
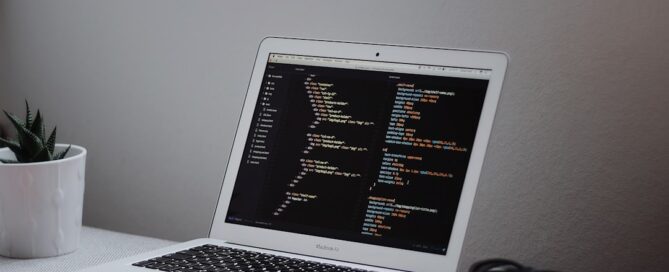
[83,37,508,272]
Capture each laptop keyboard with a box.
[132,244,374,272]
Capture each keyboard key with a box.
[133,244,373,272]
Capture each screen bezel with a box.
[210,37,508,272]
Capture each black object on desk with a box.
[470,259,560,272]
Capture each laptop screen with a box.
[225,53,490,255]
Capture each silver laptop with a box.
[83,37,508,272]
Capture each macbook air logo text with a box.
[316,244,339,252]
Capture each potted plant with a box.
[0,101,86,258]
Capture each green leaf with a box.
[6,143,25,162]
[25,100,33,128]
[30,146,52,162]
[0,139,24,162]
[4,110,44,160]
[4,110,26,143]
[46,127,57,154]
[54,145,71,160]
[4,110,24,130]
[0,158,17,164]
[31,110,46,142]
[0,137,20,150]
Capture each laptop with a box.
[83,37,508,272]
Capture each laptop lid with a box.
[210,37,508,272]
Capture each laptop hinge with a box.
[224,242,406,271]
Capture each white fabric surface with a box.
[0,226,175,271]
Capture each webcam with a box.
[375,52,380,57]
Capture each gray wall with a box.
[2,1,668,271]
[0,1,7,120]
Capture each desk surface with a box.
[0,226,176,272]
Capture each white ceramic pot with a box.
[0,144,86,258]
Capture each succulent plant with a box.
[0,101,70,163]
[0,129,5,148]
